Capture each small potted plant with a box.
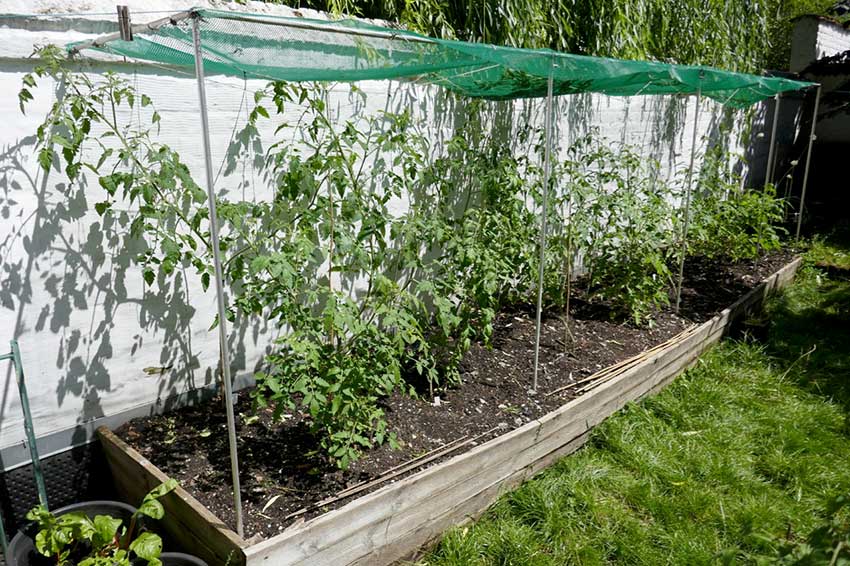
[8,480,206,566]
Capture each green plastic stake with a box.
[0,341,49,556]
[0,351,9,559]
[0,505,7,564]
[10,340,49,509]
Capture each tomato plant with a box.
[21,47,784,470]
[550,132,676,325]
[688,150,786,261]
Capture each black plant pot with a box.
[7,500,137,566]
[152,552,209,566]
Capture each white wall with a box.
[0,4,766,470]
[816,19,850,62]
[791,15,850,72]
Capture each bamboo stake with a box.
[545,324,699,398]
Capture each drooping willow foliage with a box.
[249,0,795,72]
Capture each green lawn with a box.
[418,234,850,565]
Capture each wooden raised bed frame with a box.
[98,257,802,566]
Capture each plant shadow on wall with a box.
[1,52,262,467]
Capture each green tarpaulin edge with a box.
[66,7,816,107]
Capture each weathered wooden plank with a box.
[248,369,646,563]
[366,430,595,566]
[101,257,800,566]
[246,407,561,563]
[98,427,248,566]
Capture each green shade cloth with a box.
[68,7,815,107]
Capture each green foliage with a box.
[21,47,213,294]
[251,0,779,72]
[806,233,850,270]
[230,82,441,465]
[22,45,788,471]
[24,48,541,468]
[128,532,164,565]
[689,152,786,262]
[245,87,541,465]
[255,297,409,469]
[136,479,179,521]
[420,114,541,368]
[732,494,850,564]
[25,480,177,566]
[764,0,846,71]
[553,133,676,325]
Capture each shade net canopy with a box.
[68,8,815,107]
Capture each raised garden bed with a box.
[98,252,801,566]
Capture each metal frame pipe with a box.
[71,7,434,56]
[674,79,703,313]
[766,93,781,186]
[532,58,556,393]
[191,14,244,538]
[796,85,821,241]
[69,11,191,54]
[207,12,436,45]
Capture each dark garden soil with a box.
[115,249,796,540]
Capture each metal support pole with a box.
[674,80,703,313]
[796,85,821,241]
[191,14,244,537]
[532,59,556,393]
[765,94,781,186]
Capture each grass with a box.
[418,232,850,565]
